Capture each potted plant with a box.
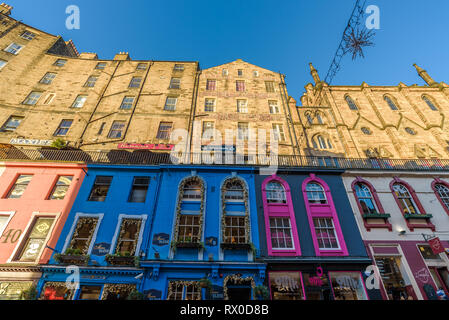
[20,285,38,300]
[54,248,90,266]
[199,278,212,289]
[127,289,147,300]
[105,251,139,267]
[254,285,269,300]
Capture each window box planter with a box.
[175,242,204,249]
[105,255,139,267]
[220,243,252,251]
[404,214,433,220]
[362,213,391,219]
[54,254,89,266]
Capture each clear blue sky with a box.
[7,0,449,101]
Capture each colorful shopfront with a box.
[141,166,265,300]
[255,170,380,300]
[343,171,449,300]
[37,164,160,300]
[0,162,86,300]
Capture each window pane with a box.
[69,217,99,254]
[79,286,102,300]
[329,272,367,300]
[49,176,73,200]
[7,175,32,199]
[164,97,177,111]
[120,96,134,110]
[129,177,150,203]
[116,219,142,255]
[313,218,339,249]
[156,122,173,140]
[306,183,327,204]
[88,176,112,201]
[1,116,24,132]
[269,272,304,300]
[54,120,73,136]
[23,92,42,105]
[435,184,449,211]
[18,217,54,262]
[270,218,293,249]
[108,121,125,138]
[266,182,286,203]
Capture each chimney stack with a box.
[0,3,13,15]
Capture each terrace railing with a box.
[0,148,449,172]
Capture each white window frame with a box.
[4,43,24,55]
[20,30,36,41]
[0,211,15,238]
[43,93,56,105]
[164,97,177,111]
[0,59,7,70]
[237,99,248,113]
[71,95,87,109]
[272,123,286,142]
[204,98,215,112]
[61,213,104,255]
[109,214,147,257]
[269,217,295,250]
[269,101,280,114]
[313,217,341,251]
[8,212,59,264]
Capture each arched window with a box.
[182,181,202,200]
[345,95,358,110]
[302,174,348,256]
[174,177,205,245]
[313,135,332,150]
[262,176,301,256]
[305,112,313,125]
[316,112,324,124]
[266,182,286,203]
[390,178,435,231]
[306,183,327,204]
[351,178,392,231]
[392,183,420,215]
[423,95,438,111]
[224,179,244,201]
[384,95,398,110]
[354,183,378,214]
[222,177,249,246]
[432,180,449,216]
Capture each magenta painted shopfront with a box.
[367,240,449,300]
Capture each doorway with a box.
[226,286,252,300]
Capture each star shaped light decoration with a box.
[343,28,376,60]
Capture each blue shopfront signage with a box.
[152,233,170,247]
[205,237,218,247]
[92,243,111,256]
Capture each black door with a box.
[227,286,252,300]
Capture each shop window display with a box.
[329,272,368,300]
[375,257,416,300]
[269,272,305,300]
[302,269,332,300]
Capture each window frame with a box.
[169,77,181,89]
[351,177,392,231]
[20,30,36,41]
[53,119,73,137]
[236,80,245,92]
[422,95,438,111]
[237,99,248,113]
[204,98,216,112]
[272,123,286,142]
[4,43,24,55]
[71,95,87,108]
[1,115,24,132]
[110,214,147,257]
[61,213,103,256]
[268,100,280,114]
[302,174,348,256]
[107,121,126,139]
[0,59,7,70]
[5,174,33,199]
[23,91,42,105]
[128,177,150,203]
[129,76,142,88]
[345,95,358,110]
[164,96,177,111]
[53,59,67,67]
[432,178,449,216]
[390,177,435,231]
[84,76,98,88]
[384,95,399,111]
[95,62,107,70]
[120,96,135,110]
[47,176,73,201]
[0,211,15,238]
[156,122,173,140]
[88,176,113,202]
[262,175,301,256]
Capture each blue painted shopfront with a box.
[142,166,265,300]
[38,165,265,300]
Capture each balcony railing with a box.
[0,147,449,171]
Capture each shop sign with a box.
[91,243,111,256]
[118,143,174,151]
[10,138,53,146]
[201,145,236,152]
[205,237,218,247]
[152,233,170,247]
[309,267,324,287]
[335,275,361,290]
[428,237,445,255]
[414,268,431,284]
[273,274,300,291]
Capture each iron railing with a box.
[1,148,449,171]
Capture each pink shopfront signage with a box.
[117,143,174,151]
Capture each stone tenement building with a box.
[299,64,449,159]
[0,4,299,156]
[0,3,448,160]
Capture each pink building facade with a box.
[0,162,86,300]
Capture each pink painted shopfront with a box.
[0,162,86,300]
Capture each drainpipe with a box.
[80,61,154,147]
[278,73,298,157]
[187,66,202,162]
[78,60,122,146]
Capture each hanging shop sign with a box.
[91,243,111,256]
[428,237,445,255]
[152,233,170,247]
[117,143,174,151]
[10,138,53,146]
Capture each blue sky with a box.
[8,0,449,101]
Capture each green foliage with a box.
[254,285,269,300]
[50,138,67,149]
[20,285,38,300]
[127,289,146,300]
[199,278,212,289]
[65,248,83,255]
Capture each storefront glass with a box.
[0,281,33,300]
[329,272,368,300]
[375,256,415,300]
[269,272,305,300]
[302,272,332,300]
